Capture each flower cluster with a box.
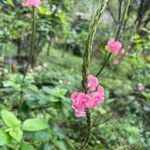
[22,0,41,8]
[71,75,104,117]
[107,39,122,53]
[107,39,128,65]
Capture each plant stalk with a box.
[80,109,92,150]
[80,0,108,149]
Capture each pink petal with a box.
[22,0,41,8]
[107,39,122,53]
[87,75,99,91]
[74,109,86,117]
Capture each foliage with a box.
[0,0,149,149]
[0,45,149,149]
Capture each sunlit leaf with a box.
[22,118,49,132]
[1,110,21,128]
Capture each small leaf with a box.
[1,110,21,128]
[6,0,14,6]
[21,143,35,150]
[22,118,49,132]
[0,129,10,146]
[9,127,23,142]
[56,141,67,150]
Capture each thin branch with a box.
[118,0,124,23]
[106,4,117,24]
[96,53,111,77]
[98,113,114,125]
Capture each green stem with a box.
[82,0,108,92]
[23,7,36,80]
[80,0,108,149]
[96,53,111,77]
[96,0,131,77]
[118,0,123,23]
[115,0,131,40]
[80,109,92,150]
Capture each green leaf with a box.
[42,86,51,94]
[43,142,51,150]
[22,118,49,132]
[56,141,67,150]
[34,131,50,142]
[6,0,14,6]
[0,129,10,146]
[1,110,21,128]
[9,127,23,142]
[21,143,35,150]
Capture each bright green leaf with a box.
[0,129,10,146]
[1,110,21,128]
[6,0,14,7]
[9,127,23,142]
[22,118,49,132]
[21,143,35,150]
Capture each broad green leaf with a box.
[22,118,49,132]
[38,6,52,16]
[34,131,50,142]
[6,0,14,6]
[0,129,10,146]
[9,127,23,142]
[21,143,35,150]
[1,110,21,128]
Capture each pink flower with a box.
[71,92,91,117]
[117,49,128,56]
[120,49,126,55]
[112,49,128,65]
[74,109,86,117]
[71,93,91,110]
[22,0,41,8]
[71,91,79,101]
[87,75,98,91]
[70,75,105,117]
[89,85,105,108]
[107,39,122,53]
[97,85,105,98]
